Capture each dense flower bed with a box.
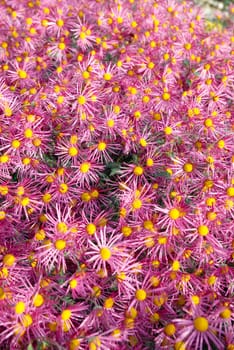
[0,0,233,349]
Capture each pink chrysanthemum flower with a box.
[85,227,129,275]
[0,0,233,348]
[173,313,226,350]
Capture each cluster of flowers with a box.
[0,0,233,349]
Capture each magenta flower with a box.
[0,0,233,348]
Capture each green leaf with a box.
[154,170,171,178]
[109,168,122,176]
[12,171,18,182]
[183,59,190,67]
[106,162,120,169]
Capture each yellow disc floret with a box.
[80,162,91,173]
[220,308,231,319]
[193,317,209,332]
[15,301,26,315]
[103,73,112,81]
[168,208,180,220]
[227,187,234,197]
[22,314,33,327]
[56,222,68,233]
[61,309,71,321]
[100,247,111,261]
[183,163,193,173]
[97,141,107,151]
[68,146,78,157]
[3,254,15,266]
[86,223,96,235]
[18,70,27,79]
[134,166,144,176]
[135,289,147,301]
[33,294,44,307]
[164,323,176,336]
[197,225,209,236]
[77,95,86,105]
[55,239,66,251]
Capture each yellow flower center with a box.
[146,158,154,167]
[204,118,213,128]
[162,92,171,101]
[134,166,144,176]
[68,146,78,157]
[104,297,114,309]
[34,229,46,241]
[18,70,27,79]
[56,19,64,27]
[20,197,30,206]
[174,341,186,350]
[206,211,216,221]
[103,72,112,81]
[193,317,209,332]
[92,285,101,297]
[150,312,160,323]
[132,199,142,209]
[135,289,147,301]
[171,260,180,271]
[77,95,86,105]
[0,211,6,220]
[0,185,8,195]
[144,236,155,247]
[12,139,21,149]
[100,247,111,261]
[15,301,26,314]
[33,294,44,307]
[206,197,216,206]
[164,323,176,336]
[69,279,78,289]
[55,239,66,251]
[0,154,9,163]
[22,314,33,327]
[164,126,172,135]
[184,43,192,50]
[80,162,91,173]
[82,71,90,79]
[80,31,86,40]
[117,272,126,282]
[61,309,71,321]
[32,138,42,147]
[42,193,51,203]
[107,119,114,128]
[81,192,91,202]
[183,163,193,173]
[57,222,68,233]
[220,308,231,319]
[143,220,154,231]
[59,183,68,194]
[90,189,99,198]
[3,254,15,266]
[227,187,234,197]
[168,208,180,220]
[217,140,225,149]
[58,42,66,50]
[70,338,81,350]
[121,226,132,237]
[197,225,209,236]
[147,61,155,69]
[86,223,96,235]
[97,141,106,151]
[158,236,167,245]
[24,128,33,138]
[191,295,200,305]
